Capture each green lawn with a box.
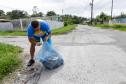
[52,25,77,35]
[0,25,77,36]
[0,43,22,80]
[0,31,26,36]
[95,24,126,31]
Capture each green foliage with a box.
[63,15,87,25]
[31,12,43,17]
[0,43,22,80]
[0,10,6,19]
[6,10,28,19]
[96,12,111,24]
[0,10,5,16]
[46,11,56,16]
[64,22,68,26]
[0,9,87,25]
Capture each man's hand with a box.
[28,37,42,46]
[44,33,51,42]
[28,37,36,44]
[45,36,49,42]
[36,42,42,46]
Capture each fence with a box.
[0,22,13,31]
[0,16,64,31]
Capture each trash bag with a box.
[35,42,64,70]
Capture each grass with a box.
[0,25,77,36]
[52,25,77,35]
[0,43,22,80]
[0,31,26,36]
[95,24,126,31]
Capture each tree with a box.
[31,12,43,17]
[115,12,126,18]
[0,10,5,16]
[72,16,85,24]
[96,12,110,24]
[0,10,6,19]
[6,10,28,19]
[63,14,87,26]
[63,15,73,25]
[46,11,56,16]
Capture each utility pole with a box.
[61,9,64,22]
[32,6,38,14]
[62,9,64,15]
[111,0,113,20]
[90,0,94,25]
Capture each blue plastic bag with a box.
[35,42,64,70]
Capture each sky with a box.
[0,0,126,18]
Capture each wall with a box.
[112,18,126,24]
[0,22,13,31]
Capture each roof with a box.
[0,19,10,22]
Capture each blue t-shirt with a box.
[27,20,51,40]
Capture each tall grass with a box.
[0,43,22,80]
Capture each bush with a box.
[64,22,68,26]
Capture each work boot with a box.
[27,59,35,67]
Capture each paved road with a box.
[1,25,126,84]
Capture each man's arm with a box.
[43,22,52,42]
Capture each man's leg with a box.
[30,43,36,59]
[27,36,40,66]
[27,43,35,66]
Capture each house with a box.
[0,19,13,31]
[112,17,126,24]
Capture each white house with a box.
[0,19,13,31]
[112,17,126,24]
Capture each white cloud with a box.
[0,0,126,18]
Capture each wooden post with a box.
[20,19,23,31]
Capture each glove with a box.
[44,36,49,42]
[36,42,42,46]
